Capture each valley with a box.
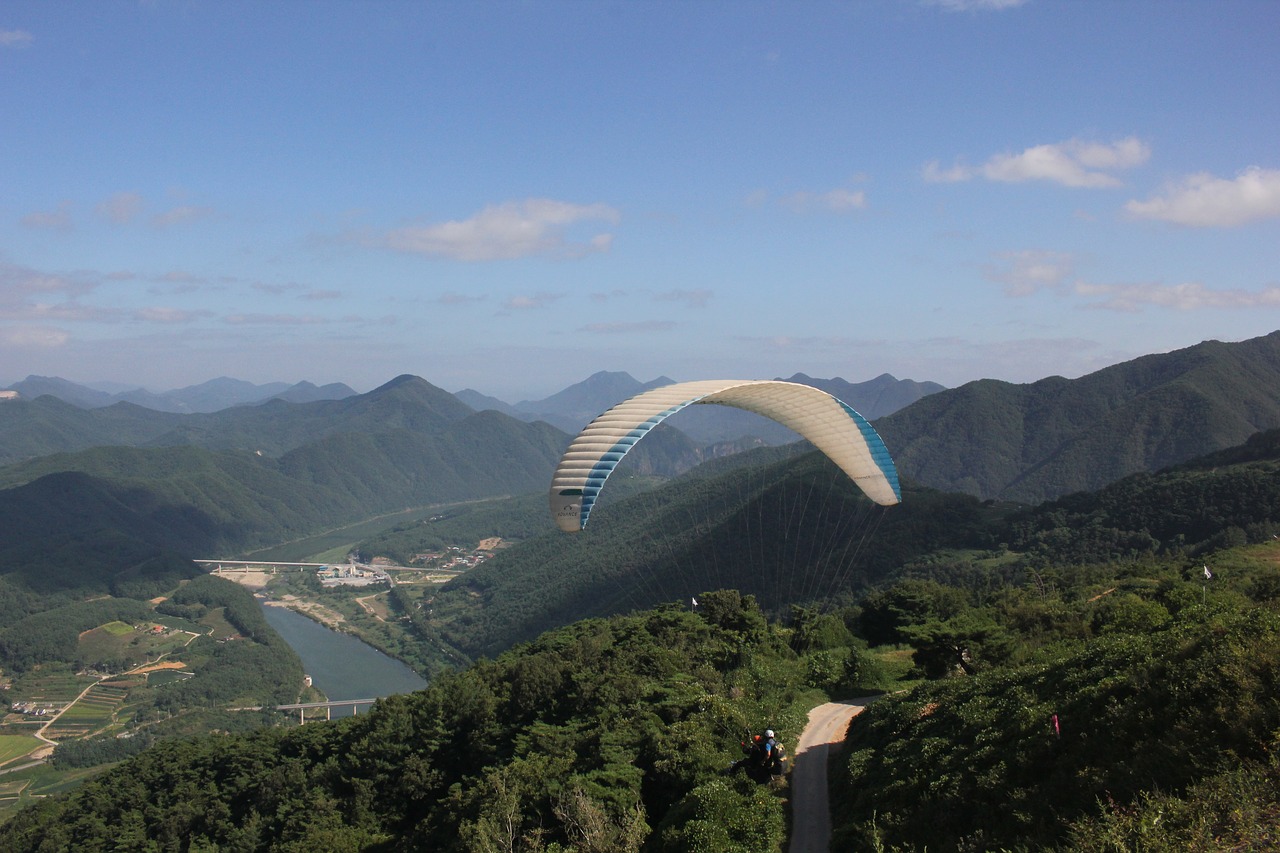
[3,338,1280,848]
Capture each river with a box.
[260,603,427,715]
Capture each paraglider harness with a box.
[732,729,786,783]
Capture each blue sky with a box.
[2,1,1278,402]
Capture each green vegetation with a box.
[0,735,38,766]
[0,574,306,815]
[878,330,1280,502]
[421,428,1280,662]
[3,348,1280,847]
[831,577,1280,851]
[0,591,833,851]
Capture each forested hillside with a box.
[422,427,1280,661]
[0,375,495,466]
[0,395,183,466]
[2,420,1280,849]
[7,535,1280,851]
[833,604,1280,851]
[877,331,1280,503]
[0,412,569,583]
[0,592,819,852]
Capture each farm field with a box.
[0,762,110,826]
[41,682,132,741]
[4,670,95,714]
[78,621,192,670]
[0,735,40,767]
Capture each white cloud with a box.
[780,187,868,213]
[981,249,1280,313]
[921,161,972,183]
[0,325,68,348]
[580,320,677,334]
[20,201,73,231]
[654,289,713,308]
[982,250,1075,296]
[926,0,1026,10]
[303,289,342,301]
[135,307,212,324]
[383,199,620,261]
[152,205,215,228]
[96,192,144,224]
[502,293,563,312]
[589,289,628,303]
[0,262,97,315]
[1125,166,1280,227]
[436,292,487,306]
[0,29,33,48]
[1074,281,1280,312]
[223,313,328,325]
[925,137,1150,187]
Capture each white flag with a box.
[691,597,698,607]
[1204,566,1213,580]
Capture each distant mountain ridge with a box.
[3,375,356,413]
[0,375,474,466]
[455,368,944,442]
[877,331,1280,503]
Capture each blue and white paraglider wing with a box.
[549,379,901,532]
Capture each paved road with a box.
[789,698,875,853]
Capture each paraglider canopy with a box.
[549,379,900,533]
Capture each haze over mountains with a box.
[3,332,1280,845]
[459,369,945,442]
[10,369,942,446]
[3,375,357,413]
[880,330,1280,503]
[4,333,1280,508]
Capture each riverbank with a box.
[258,605,426,710]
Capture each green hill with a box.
[832,606,1280,851]
[426,449,993,659]
[6,560,1280,851]
[423,427,1280,661]
[0,592,814,852]
[0,396,183,466]
[0,375,488,466]
[877,331,1280,503]
[3,417,1280,848]
[0,415,569,594]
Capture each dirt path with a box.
[789,698,874,853]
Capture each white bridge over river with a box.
[194,559,460,575]
[232,698,380,723]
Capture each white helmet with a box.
[765,729,775,738]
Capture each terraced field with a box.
[41,682,130,741]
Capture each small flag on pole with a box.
[691,597,698,608]
[1204,566,1213,580]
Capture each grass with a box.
[0,762,114,826]
[239,504,440,562]
[198,606,239,640]
[0,735,40,766]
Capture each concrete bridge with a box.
[277,698,378,723]
[194,558,463,575]
[231,698,381,723]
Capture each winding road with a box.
[789,698,875,853]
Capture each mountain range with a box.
[2,331,1279,602]
[11,369,941,447]
[878,331,1280,503]
[3,375,357,413]
[455,369,945,442]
